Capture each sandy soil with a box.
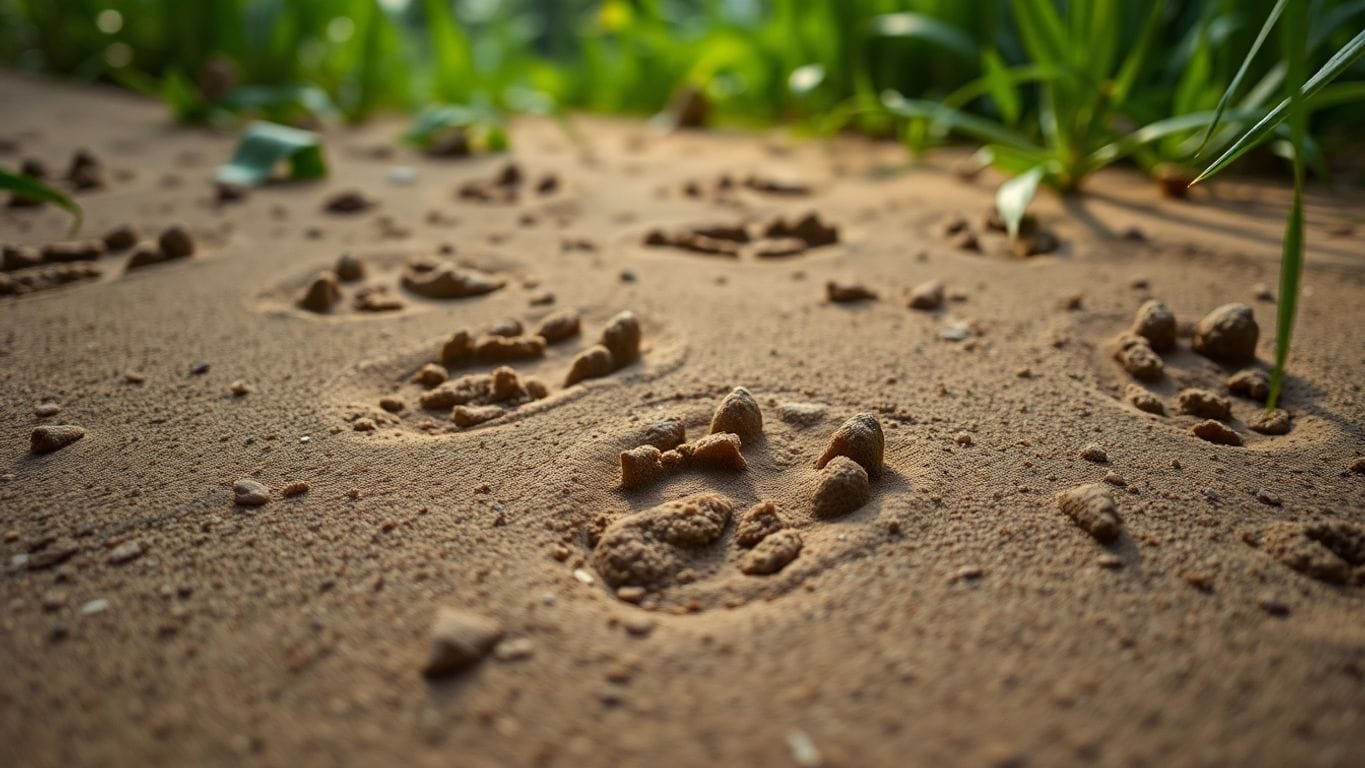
[2,72,1364,768]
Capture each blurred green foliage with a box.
[2,0,1362,175]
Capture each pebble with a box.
[1257,592,1290,617]
[1253,488,1282,507]
[421,607,503,678]
[786,730,823,768]
[493,637,535,662]
[812,456,870,518]
[908,279,945,310]
[954,432,973,447]
[564,345,615,386]
[1079,443,1108,463]
[229,380,251,397]
[1227,369,1269,401]
[107,540,144,565]
[298,271,341,313]
[335,253,365,282]
[573,568,596,585]
[1114,334,1164,381]
[30,424,85,454]
[233,478,270,506]
[623,615,655,637]
[739,530,803,575]
[825,280,876,302]
[940,322,970,341]
[709,386,764,445]
[1125,385,1165,415]
[1193,303,1258,362]
[1131,300,1176,352]
[1248,408,1291,436]
[1192,420,1243,446]
[34,402,61,417]
[1056,483,1122,543]
[158,225,196,259]
[80,598,110,615]
[816,413,884,477]
[1177,389,1231,420]
[535,311,580,344]
[281,481,310,497]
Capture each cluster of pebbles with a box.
[939,208,1061,258]
[7,149,106,208]
[642,210,839,259]
[2,224,196,297]
[590,391,886,600]
[297,252,506,314]
[1111,300,1285,445]
[360,311,643,432]
[678,173,811,200]
[457,162,559,204]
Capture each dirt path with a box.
[2,72,1364,768]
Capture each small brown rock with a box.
[813,456,870,518]
[1114,334,1164,381]
[1193,303,1258,363]
[1056,483,1122,543]
[1227,369,1269,402]
[102,225,139,252]
[1125,385,1165,415]
[908,279,945,311]
[599,311,642,367]
[825,280,876,303]
[298,271,341,313]
[1132,300,1176,352]
[534,311,580,344]
[158,226,196,260]
[1192,420,1243,446]
[1249,408,1291,436]
[1178,389,1231,420]
[233,478,270,506]
[422,608,503,678]
[565,345,615,386]
[739,530,803,575]
[816,413,884,478]
[735,500,784,548]
[30,425,85,454]
[709,387,763,445]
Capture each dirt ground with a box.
[2,72,1363,768]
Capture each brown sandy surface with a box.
[3,73,1364,767]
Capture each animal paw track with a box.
[571,388,914,613]
[325,308,685,436]
[1076,299,1334,450]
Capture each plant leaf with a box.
[996,166,1046,241]
[1191,27,1365,185]
[0,169,82,233]
[881,91,1039,153]
[215,122,327,187]
[869,13,978,60]
[1197,0,1286,155]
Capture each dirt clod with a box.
[1177,389,1231,420]
[816,413,884,478]
[1056,483,1122,543]
[709,387,763,445]
[1192,420,1242,446]
[422,608,503,678]
[1249,409,1291,435]
[740,530,803,575]
[908,279,945,311]
[813,456,870,518]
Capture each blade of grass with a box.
[869,13,979,61]
[1190,27,1365,185]
[1268,0,1308,411]
[1195,0,1286,154]
[0,168,82,233]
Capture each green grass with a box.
[0,168,81,232]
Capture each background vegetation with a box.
[2,1,1362,181]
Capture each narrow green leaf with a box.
[1197,0,1286,155]
[215,122,327,187]
[1269,0,1309,411]
[0,169,82,234]
[881,91,1039,153]
[996,166,1046,241]
[1191,27,1365,185]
